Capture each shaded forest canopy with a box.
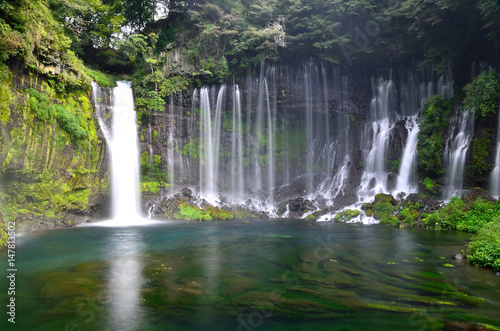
[2,0,500,75]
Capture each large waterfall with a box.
[93,81,145,224]
[110,82,142,219]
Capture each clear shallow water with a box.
[1,220,500,330]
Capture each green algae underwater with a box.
[1,220,500,331]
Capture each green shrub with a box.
[423,197,464,230]
[423,197,500,232]
[457,198,499,232]
[424,212,453,231]
[373,201,398,225]
[464,70,500,119]
[420,177,440,197]
[467,220,500,271]
[398,207,418,227]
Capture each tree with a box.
[477,0,500,46]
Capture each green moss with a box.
[175,202,212,221]
[334,209,362,222]
[0,78,108,223]
[417,95,451,178]
[140,181,162,194]
[83,68,116,87]
[373,201,398,225]
[471,136,491,180]
[419,177,441,197]
[0,69,12,124]
[172,201,236,221]
[0,166,100,220]
[140,151,168,191]
[204,206,234,220]
[0,209,7,248]
[182,138,201,159]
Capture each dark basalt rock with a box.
[461,187,496,203]
[181,187,194,198]
[403,193,443,213]
[444,321,489,331]
[287,198,315,213]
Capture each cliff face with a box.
[137,62,496,220]
[0,61,111,234]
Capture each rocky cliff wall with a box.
[0,61,111,235]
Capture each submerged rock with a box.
[444,321,490,331]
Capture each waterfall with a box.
[200,87,215,197]
[199,86,225,201]
[304,64,315,193]
[394,116,419,195]
[91,82,111,146]
[231,84,244,198]
[444,110,473,200]
[110,82,142,219]
[400,66,454,116]
[92,81,143,223]
[264,78,275,204]
[213,85,225,195]
[145,63,462,217]
[167,98,175,188]
[186,89,199,184]
[254,66,266,193]
[490,107,500,197]
[357,79,395,202]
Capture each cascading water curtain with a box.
[490,106,500,196]
[443,110,473,200]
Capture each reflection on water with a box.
[1,221,499,331]
[105,228,145,331]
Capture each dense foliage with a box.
[467,220,500,271]
[422,197,500,232]
[464,70,500,119]
[417,95,451,178]
[3,0,500,109]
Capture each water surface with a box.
[2,220,499,330]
